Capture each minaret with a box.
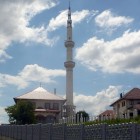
[64,3,75,117]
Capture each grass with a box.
[83,116,140,125]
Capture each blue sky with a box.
[0,0,140,124]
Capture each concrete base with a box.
[0,136,15,140]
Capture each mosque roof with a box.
[14,87,66,102]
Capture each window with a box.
[45,103,50,109]
[130,112,133,118]
[138,110,140,115]
[122,101,125,107]
[117,103,120,108]
[53,103,59,110]
[130,100,134,105]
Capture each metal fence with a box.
[0,123,140,140]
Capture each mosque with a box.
[14,5,75,123]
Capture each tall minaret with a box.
[64,3,75,117]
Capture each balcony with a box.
[65,41,74,48]
[127,104,133,109]
[64,61,75,68]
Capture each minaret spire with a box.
[68,1,71,19]
[64,3,75,117]
[67,1,72,41]
[69,0,70,11]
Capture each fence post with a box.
[63,123,66,140]
[25,124,27,140]
[50,124,52,140]
[80,113,83,123]
[77,114,79,123]
[132,123,137,140]
[102,124,107,140]
[39,123,41,140]
[81,124,85,140]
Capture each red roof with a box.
[123,88,140,99]
[98,110,114,116]
[110,88,140,106]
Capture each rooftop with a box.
[110,88,140,106]
[98,110,114,116]
[14,87,66,102]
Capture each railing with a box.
[59,114,90,124]
[0,122,140,140]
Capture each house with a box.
[110,88,140,119]
[98,110,115,121]
[14,87,66,123]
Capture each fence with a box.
[59,114,90,124]
[0,123,140,140]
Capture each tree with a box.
[76,110,89,123]
[5,104,17,124]
[5,101,36,124]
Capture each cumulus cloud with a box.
[0,0,58,62]
[0,64,65,89]
[0,50,12,63]
[76,30,140,74]
[95,10,133,34]
[0,0,98,63]
[74,85,120,116]
[47,9,97,31]
[0,106,8,124]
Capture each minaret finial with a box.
[68,1,71,21]
[69,0,71,10]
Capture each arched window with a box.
[36,115,45,123]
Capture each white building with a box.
[14,87,66,123]
[110,88,140,119]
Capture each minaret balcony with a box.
[64,61,75,68]
[65,41,74,48]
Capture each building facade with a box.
[14,87,66,123]
[110,88,140,119]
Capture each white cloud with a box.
[95,10,133,34]
[0,64,65,89]
[47,9,95,31]
[0,0,58,62]
[74,85,120,116]
[0,50,12,63]
[0,106,8,124]
[0,1,98,63]
[76,30,140,74]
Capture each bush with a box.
[84,116,140,125]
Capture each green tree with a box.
[76,110,89,123]
[5,101,36,124]
[5,104,17,124]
